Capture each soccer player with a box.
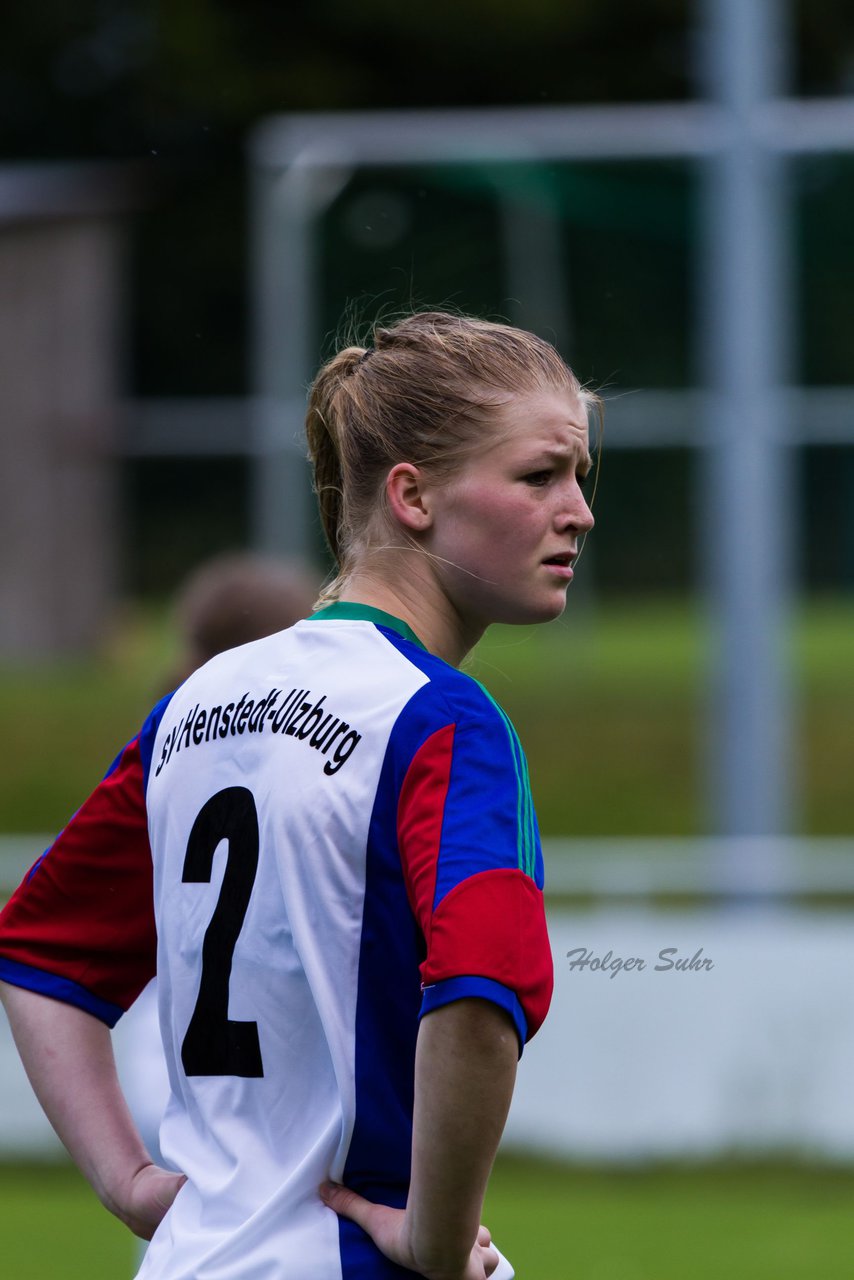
[0,311,597,1280]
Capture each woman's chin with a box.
[492,594,569,627]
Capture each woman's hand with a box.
[112,1162,187,1240]
[320,1001,518,1279]
[320,1182,501,1280]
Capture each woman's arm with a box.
[322,996,518,1280]
[0,981,185,1239]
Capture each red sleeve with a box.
[397,723,553,1042]
[0,737,156,1025]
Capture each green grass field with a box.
[0,1161,133,1280]
[1,596,852,837]
[2,1155,854,1279]
[486,1157,854,1280]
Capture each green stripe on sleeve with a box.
[475,681,536,878]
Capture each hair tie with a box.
[359,348,373,365]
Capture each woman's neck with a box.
[339,561,484,668]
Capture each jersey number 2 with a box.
[181,786,265,1077]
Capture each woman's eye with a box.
[523,470,552,487]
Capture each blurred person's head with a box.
[169,552,318,686]
[306,310,598,615]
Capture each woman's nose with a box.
[560,489,594,533]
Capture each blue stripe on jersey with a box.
[340,670,432,1279]
[138,691,175,791]
[420,975,527,1045]
[376,627,544,904]
[0,957,124,1027]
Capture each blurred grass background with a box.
[3,1155,854,1280]
[1,596,852,838]
[485,1157,854,1280]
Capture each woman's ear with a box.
[385,463,433,533]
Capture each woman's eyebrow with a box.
[526,445,593,470]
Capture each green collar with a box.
[310,601,427,651]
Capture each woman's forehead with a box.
[487,389,591,456]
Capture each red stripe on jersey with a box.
[420,867,554,1040]
[396,723,455,930]
[0,737,156,1012]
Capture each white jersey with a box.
[0,603,553,1279]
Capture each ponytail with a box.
[305,346,366,566]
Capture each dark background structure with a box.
[3,0,854,594]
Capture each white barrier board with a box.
[3,907,854,1161]
[506,907,854,1159]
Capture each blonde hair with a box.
[305,311,598,603]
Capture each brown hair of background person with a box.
[166,552,318,688]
